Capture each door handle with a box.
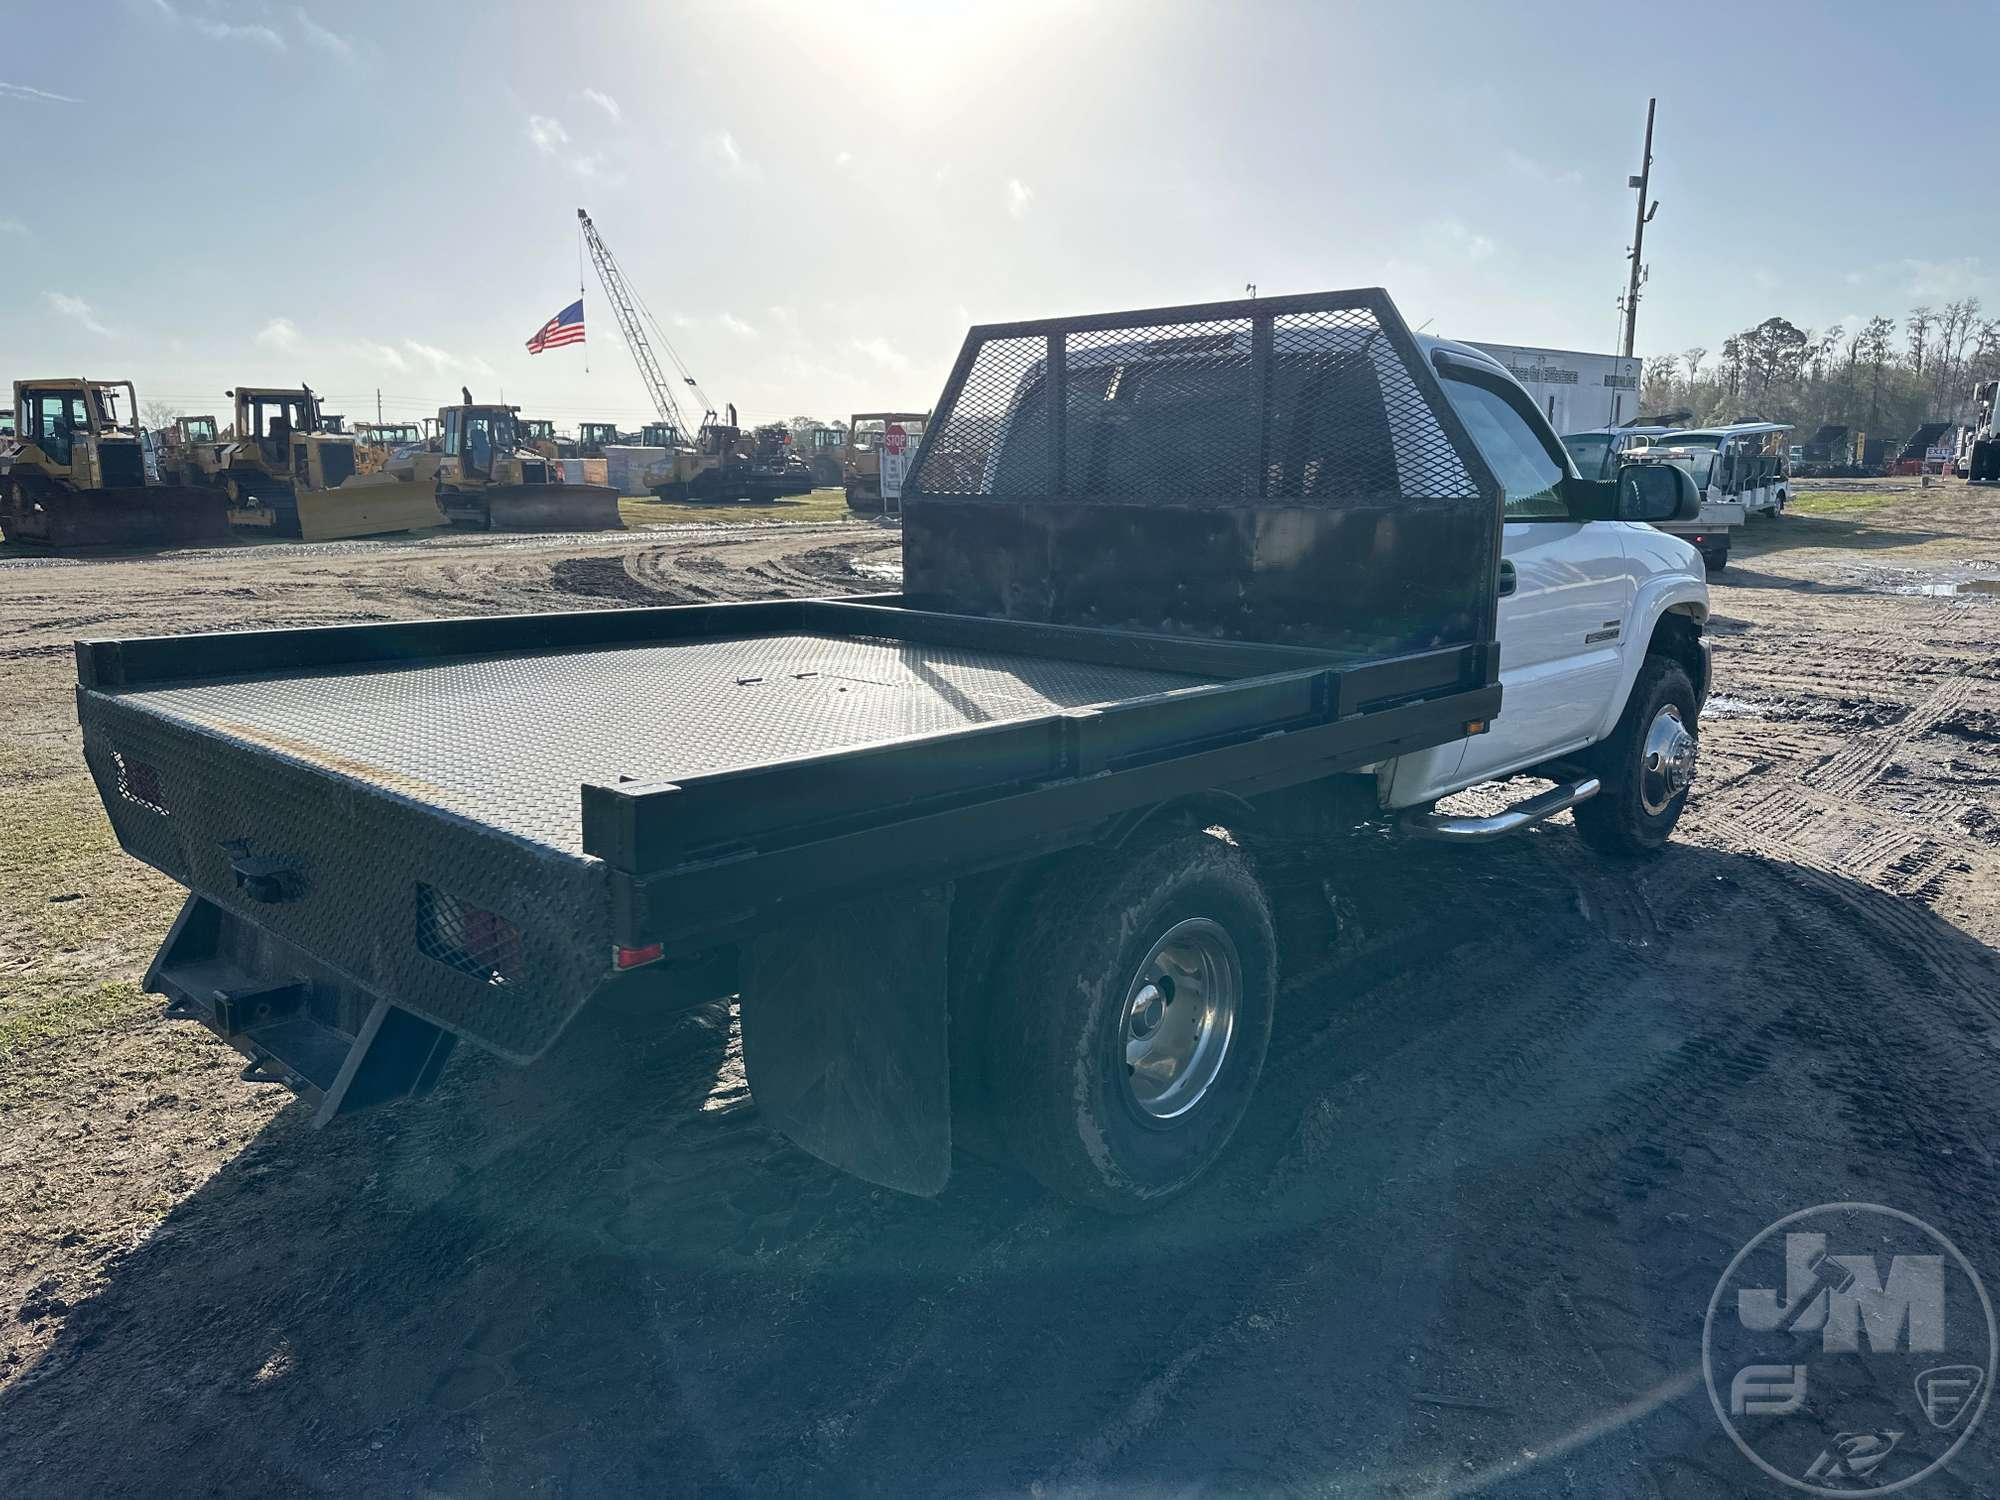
[1498,560,1517,598]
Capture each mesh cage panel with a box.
[908,290,1492,510]
[907,336,1048,496]
[1063,319,1256,500]
[1269,308,1476,503]
[902,289,1502,653]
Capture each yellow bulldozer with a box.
[842,411,929,513]
[432,390,622,530]
[351,420,425,476]
[169,386,442,541]
[1,378,228,547]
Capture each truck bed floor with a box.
[111,631,1211,853]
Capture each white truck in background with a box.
[1562,420,1792,573]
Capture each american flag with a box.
[526,299,585,354]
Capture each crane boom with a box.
[576,208,711,440]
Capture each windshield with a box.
[850,418,924,452]
[1562,432,1615,481]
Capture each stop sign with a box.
[884,423,907,455]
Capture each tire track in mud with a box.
[1806,672,1977,797]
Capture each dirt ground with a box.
[1,488,1997,1497]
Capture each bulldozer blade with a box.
[297,480,444,541]
[481,484,624,532]
[1,485,230,549]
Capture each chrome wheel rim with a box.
[1640,704,1697,816]
[1121,918,1240,1121]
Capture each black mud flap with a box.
[739,884,954,1196]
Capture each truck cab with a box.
[1385,340,1709,817]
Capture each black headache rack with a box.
[72,288,1504,1126]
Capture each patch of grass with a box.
[1785,489,1896,518]
[0,979,148,1066]
[0,758,183,1058]
[619,486,861,529]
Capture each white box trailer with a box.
[1468,343,1643,432]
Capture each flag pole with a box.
[577,217,589,375]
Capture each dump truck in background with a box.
[2,378,229,547]
[431,393,622,530]
[75,288,1708,1212]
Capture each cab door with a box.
[1437,367,1634,782]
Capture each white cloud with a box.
[834,150,853,169]
[404,340,493,379]
[718,313,758,339]
[256,317,302,352]
[349,341,408,372]
[1502,148,1582,187]
[1006,178,1034,218]
[1902,257,1987,299]
[582,87,620,121]
[702,129,757,179]
[1422,218,1496,263]
[293,8,355,59]
[46,292,112,337]
[193,17,286,51]
[527,115,569,154]
[851,336,912,372]
[0,81,83,103]
[0,217,26,236]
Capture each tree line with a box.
[1640,299,1999,440]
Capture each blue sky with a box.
[3,0,1993,432]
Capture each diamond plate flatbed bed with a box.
[76,595,1495,1074]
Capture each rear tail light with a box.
[614,942,664,971]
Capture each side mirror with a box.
[1619,463,1699,523]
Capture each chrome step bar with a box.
[1400,776,1601,843]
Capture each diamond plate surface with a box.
[107,632,1208,855]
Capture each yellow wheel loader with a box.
[205,386,442,541]
[434,392,622,530]
[2,379,228,547]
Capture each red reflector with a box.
[614,942,664,970]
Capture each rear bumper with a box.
[78,687,616,1064]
